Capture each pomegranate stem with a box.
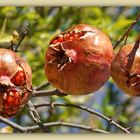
[13,22,37,52]
[114,12,140,50]
[125,35,140,73]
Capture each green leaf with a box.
[0,35,12,43]
[104,105,115,116]
[0,17,7,37]
[118,115,128,123]
[1,7,16,17]
[110,19,133,32]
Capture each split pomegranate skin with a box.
[111,43,140,96]
[45,24,114,95]
[0,48,32,117]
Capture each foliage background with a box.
[0,6,140,133]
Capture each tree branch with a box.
[0,117,109,133]
[24,121,109,133]
[32,89,67,97]
[27,101,50,133]
[11,22,37,52]
[0,116,25,132]
[114,12,140,50]
[0,102,131,133]
[34,102,131,133]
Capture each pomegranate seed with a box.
[11,70,26,86]
[7,110,13,115]
[15,76,21,85]
[13,99,20,106]
[7,96,13,103]
[64,33,70,40]
[74,34,78,38]
[69,36,74,40]
[11,109,18,114]
[14,92,20,98]
[18,72,24,77]
[78,32,84,37]
[57,37,64,43]
[52,40,58,44]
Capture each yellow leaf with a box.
[0,126,13,133]
[0,35,12,44]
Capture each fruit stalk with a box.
[114,12,140,49]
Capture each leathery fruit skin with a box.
[111,43,140,96]
[0,48,32,118]
[45,24,114,95]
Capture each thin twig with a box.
[33,82,50,91]
[0,116,25,132]
[12,22,37,52]
[14,26,30,52]
[0,117,109,133]
[32,89,67,97]
[27,100,50,133]
[25,121,109,133]
[114,12,140,49]
[34,102,131,133]
[0,102,131,133]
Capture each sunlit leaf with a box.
[0,35,12,43]
[0,126,13,133]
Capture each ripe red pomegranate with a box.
[111,43,140,96]
[0,48,32,117]
[45,24,113,95]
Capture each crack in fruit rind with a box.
[0,67,28,117]
[50,29,85,46]
[0,48,32,118]
[48,44,73,71]
[48,30,96,71]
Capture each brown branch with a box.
[24,121,109,133]
[11,22,37,52]
[34,102,131,133]
[0,102,131,133]
[27,100,50,133]
[0,116,25,132]
[0,117,109,133]
[114,12,140,50]
[32,89,68,97]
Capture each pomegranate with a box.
[0,48,32,117]
[111,43,140,96]
[45,24,113,95]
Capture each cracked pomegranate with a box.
[0,48,32,117]
[111,43,140,96]
[45,24,113,95]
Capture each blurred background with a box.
[0,6,140,133]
